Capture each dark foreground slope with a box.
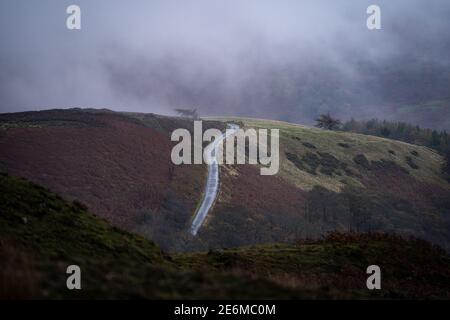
[1,173,450,299]
[0,173,301,299]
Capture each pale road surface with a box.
[190,124,239,236]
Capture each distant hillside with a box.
[1,173,449,299]
[390,99,450,131]
[1,109,450,252]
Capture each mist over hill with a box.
[1,0,450,129]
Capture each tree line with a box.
[314,114,450,181]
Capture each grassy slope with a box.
[215,117,446,192]
[199,117,450,251]
[1,173,449,299]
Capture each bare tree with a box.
[315,113,342,130]
[174,108,199,120]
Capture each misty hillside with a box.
[1,173,449,299]
[0,108,449,252]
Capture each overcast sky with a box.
[1,0,449,123]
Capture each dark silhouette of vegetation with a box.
[342,118,450,154]
[315,113,342,130]
[174,108,199,119]
[286,151,350,176]
[302,142,316,149]
[353,154,370,170]
[342,118,450,178]
[405,156,419,170]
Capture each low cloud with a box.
[1,0,449,127]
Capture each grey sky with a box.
[1,0,449,125]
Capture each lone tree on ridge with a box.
[315,113,342,130]
[175,108,199,120]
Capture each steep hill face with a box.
[0,109,216,250]
[1,109,450,251]
[0,110,172,228]
[1,173,449,299]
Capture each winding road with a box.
[190,124,239,236]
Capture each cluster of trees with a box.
[314,114,450,180]
[342,118,450,153]
[340,118,450,181]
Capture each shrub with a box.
[302,142,316,149]
[405,156,419,169]
[353,154,370,170]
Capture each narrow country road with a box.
[190,124,239,236]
